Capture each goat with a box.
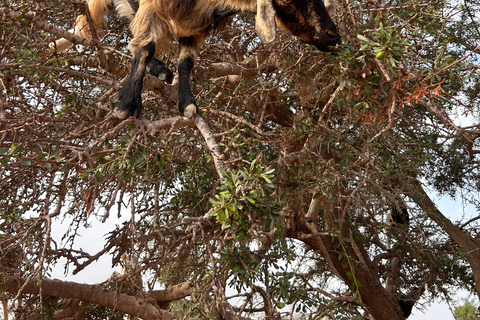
[49,14,90,52]
[54,0,341,118]
[387,205,410,229]
[385,203,409,250]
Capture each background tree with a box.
[454,300,479,320]
[0,0,479,319]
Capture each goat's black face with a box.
[272,0,341,52]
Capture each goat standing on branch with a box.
[56,0,341,118]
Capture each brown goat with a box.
[53,0,341,117]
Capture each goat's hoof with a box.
[183,103,198,118]
[147,59,174,84]
[114,108,131,120]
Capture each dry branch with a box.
[136,114,226,176]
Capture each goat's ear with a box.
[256,0,276,43]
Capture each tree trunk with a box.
[297,228,405,320]
[407,179,480,299]
[289,188,406,320]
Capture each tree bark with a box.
[1,298,8,320]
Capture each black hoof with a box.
[147,59,174,84]
[118,84,143,118]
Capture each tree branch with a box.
[54,299,81,320]
[151,281,193,302]
[405,179,480,298]
[135,115,226,177]
[1,277,189,320]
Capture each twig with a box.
[135,114,226,177]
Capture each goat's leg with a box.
[49,15,89,52]
[147,58,173,84]
[177,36,199,118]
[118,41,155,118]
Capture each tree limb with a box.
[1,277,189,320]
[151,281,193,302]
[406,178,480,298]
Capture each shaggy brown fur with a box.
[127,0,248,53]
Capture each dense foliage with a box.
[454,300,479,320]
[1,0,479,319]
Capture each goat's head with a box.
[256,0,341,52]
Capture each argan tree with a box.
[1,0,479,319]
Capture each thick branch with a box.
[151,281,193,302]
[139,116,195,133]
[194,115,226,175]
[283,167,405,320]
[406,179,480,298]
[54,299,81,320]
[291,226,405,320]
[1,277,186,320]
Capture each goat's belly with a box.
[168,20,208,38]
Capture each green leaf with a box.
[264,168,275,175]
[359,44,369,51]
[269,218,275,230]
[49,149,60,159]
[0,157,10,167]
[20,158,31,166]
[209,198,220,205]
[353,102,365,110]
[250,158,257,171]
[357,34,371,42]
[11,144,23,155]
[239,170,249,180]
[40,162,52,169]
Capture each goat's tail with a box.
[90,0,137,26]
